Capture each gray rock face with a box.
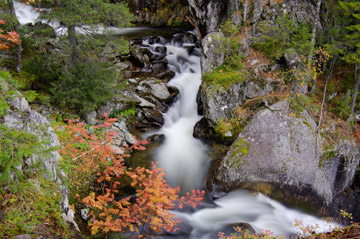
[323,141,360,196]
[197,78,274,128]
[210,101,360,206]
[2,83,78,231]
[188,0,228,38]
[201,32,225,74]
[189,0,322,38]
[284,48,299,67]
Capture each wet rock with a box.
[123,131,137,145]
[326,141,360,195]
[144,96,169,112]
[193,117,216,141]
[134,95,156,108]
[142,108,164,125]
[148,134,165,143]
[152,61,168,75]
[154,46,167,54]
[138,79,171,101]
[134,122,153,132]
[183,32,198,44]
[147,35,164,45]
[130,38,142,45]
[128,78,138,84]
[156,70,176,80]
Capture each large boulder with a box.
[209,101,360,217]
[196,78,274,129]
[201,32,225,74]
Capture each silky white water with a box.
[143,35,340,238]
[147,40,208,192]
[14,3,340,238]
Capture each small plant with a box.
[340,209,353,220]
[290,94,319,114]
[121,106,136,117]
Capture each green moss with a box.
[302,120,313,130]
[203,64,246,89]
[320,150,336,167]
[232,138,249,158]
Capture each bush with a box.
[252,13,312,59]
[290,94,319,114]
[51,58,120,113]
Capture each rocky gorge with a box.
[3,0,360,238]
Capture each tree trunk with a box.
[309,0,322,93]
[8,0,22,72]
[243,0,248,24]
[68,25,78,64]
[318,57,336,131]
[315,57,336,159]
[349,63,360,120]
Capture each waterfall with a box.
[143,33,339,238]
[143,37,208,192]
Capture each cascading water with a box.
[13,3,340,238]
[143,35,208,192]
[142,34,339,238]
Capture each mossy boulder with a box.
[209,101,360,220]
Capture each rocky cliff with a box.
[1,79,79,232]
[189,0,360,222]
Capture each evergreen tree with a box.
[39,0,134,64]
[338,1,360,120]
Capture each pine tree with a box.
[339,1,360,120]
[38,0,134,64]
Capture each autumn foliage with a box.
[0,20,20,51]
[60,114,205,237]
